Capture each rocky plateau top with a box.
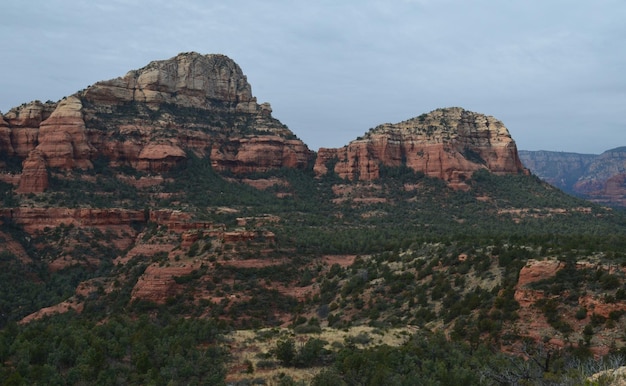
[315,107,527,187]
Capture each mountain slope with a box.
[0,52,313,194]
[520,147,626,206]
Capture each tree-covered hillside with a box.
[3,157,626,384]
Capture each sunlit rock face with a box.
[1,52,313,193]
[315,107,527,187]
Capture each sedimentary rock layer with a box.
[315,107,527,185]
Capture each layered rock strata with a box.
[0,52,314,193]
[520,147,626,206]
[314,107,527,185]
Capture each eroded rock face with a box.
[314,107,527,185]
[1,52,313,193]
[131,264,197,304]
[9,128,40,158]
[514,259,562,307]
[76,51,312,172]
[3,100,56,128]
[16,150,48,193]
[210,136,312,173]
[136,142,187,172]
[595,173,626,206]
[512,259,626,355]
[0,207,146,233]
[520,147,626,206]
[0,116,12,157]
[37,96,95,169]
[0,101,55,159]
[85,52,256,109]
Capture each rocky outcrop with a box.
[520,147,626,206]
[0,101,54,159]
[314,107,527,185]
[85,52,257,110]
[16,150,48,193]
[131,264,197,304]
[2,100,56,128]
[36,96,94,169]
[592,173,626,206]
[0,207,146,233]
[514,259,562,307]
[588,367,626,386]
[19,300,83,324]
[9,128,40,159]
[149,209,218,233]
[0,116,12,157]
[135,142,186,172]
[512,259,626,356]
[0,52,314,193]
[210,136,312,174]
[0,207,227,235]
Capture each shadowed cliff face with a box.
[315,107,527,188]
[0,52,314,193]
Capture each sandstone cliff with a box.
[314,107,527,186]
[0,52,313,193]
[0,100,55,160]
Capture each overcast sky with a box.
[1,1,624,154]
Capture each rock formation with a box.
[0,101,54,159]
[520,147,626,206]
[210,136,312,174]
[0,52,314,193]
[314,107,527,186]
[131,264,197,304]
[518,150,596,193]
[36,96,94,169]
[587,172,626,207]
[0,207,146,233]
[15,150,48,193]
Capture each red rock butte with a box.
[314,107,528,187]
[0,53,527,193]
[0,52,314,193]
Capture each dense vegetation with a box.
[0,313,227,385]
[3,155,626,384]
[308,330,626,385]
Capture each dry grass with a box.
[225,325,418,384]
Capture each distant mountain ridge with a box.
[519,148,626,206]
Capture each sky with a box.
[1,1,624,154]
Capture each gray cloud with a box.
[1,0,624,154]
